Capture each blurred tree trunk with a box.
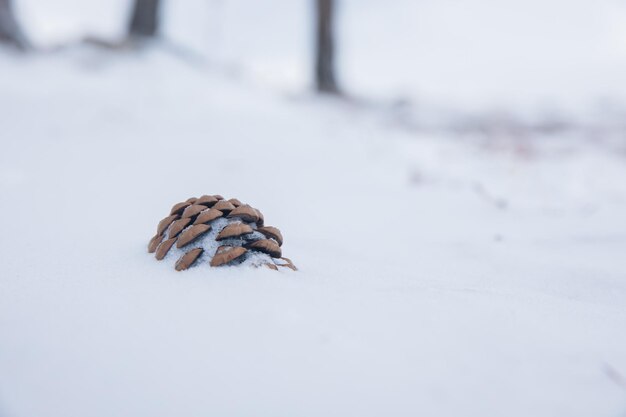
[128,0,161,39]
[315,0,339,94]
[0,0,28,50]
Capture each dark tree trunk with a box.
[128,0,161,39]
[315,0,339,94]
[0,0,29,50]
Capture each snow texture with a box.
[163,216,275,268]
[1,1,626,417]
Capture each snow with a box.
[2,1,626,416]
[162,216,276,269]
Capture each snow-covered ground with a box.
[2,1,626,416]
[0,48,625,417]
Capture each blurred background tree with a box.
[128,0,161,40]
[0,0,28,50]
[315,0,339,94]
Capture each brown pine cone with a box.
[148,195,297,271]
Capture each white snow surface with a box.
[1,1,626,415]
[0,48,625,417]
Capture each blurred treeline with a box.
[0,0,340,94]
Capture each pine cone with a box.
[148,195,297,271]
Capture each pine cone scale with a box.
[194,208,223,225]
[176,224,211,248]
[148,234,164,253]
[247,239,282,258]
[181,204,207,219]
[169,217,192,238]
[228,205,259,223]
[257,226,283,246]
[212,200,236,213]
[210,246,247,266]
[170,202,191,215]
[155,237,176,260]
[196,195,218,207]
[216,223,254,241]
[175,248,204,271]
[157,214,179,236]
